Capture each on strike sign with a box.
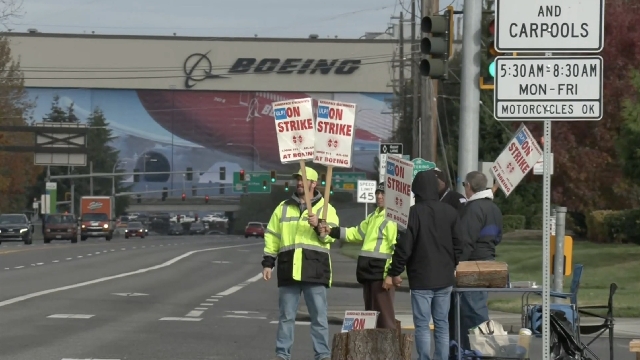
[272,98,315,163]
[491,124,542,196]
[313,100,357,167]
[384,155,414,230]
[341,311,378,333]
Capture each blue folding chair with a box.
[524,264,584,338]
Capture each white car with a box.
[170,215,195,223]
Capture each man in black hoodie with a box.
[384,170,463,360]
[434,168,467,211]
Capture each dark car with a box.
[189,222,206,235]
[168,223,184,236]
[0,214,34,245]
[125,221,145,239]
[244,222,265,238]
[44,214,78,243]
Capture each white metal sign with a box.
[495,0,605,52]
[494,56,603,121]
[491,124,542,196]
[384,155,414,230]
[313,100,357,168]
[534,153,554,175]
[378,143,403,183]
[341,311,379,332]
[357,180,377,204]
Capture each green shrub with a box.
[529,214,543,230]
[604,209,640,244]
[503,215,526,232]
[586,210,621,243]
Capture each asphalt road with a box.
[0,235,634,360]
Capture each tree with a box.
[616,68,640,199]
[0,36,39,213]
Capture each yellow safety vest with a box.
[264,191,339,287]
[343,207,397,280]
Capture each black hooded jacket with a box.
[387,170,464,290]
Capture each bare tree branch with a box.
[0,0,24,29]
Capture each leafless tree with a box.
[0,0,24,28]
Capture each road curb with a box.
[332,280,410,293]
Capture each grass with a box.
[340,230,640,317]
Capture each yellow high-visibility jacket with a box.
[262,191,339,287]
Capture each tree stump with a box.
[456,261,509,288]
[331,329,413,360]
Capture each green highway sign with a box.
[332,172,367,191]
[232,171,271,194]
[412,158,436,179]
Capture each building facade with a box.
[7,33,396,196]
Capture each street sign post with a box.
[357,180,377,217]
[232,171,271,194]
[332,172,367,191]
[411,158,436,179]
[495,0,605,53]
[494,56,603,121]
[378,143,403,183]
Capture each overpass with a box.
[125,196,240,213]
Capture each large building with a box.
[6,32,396,197]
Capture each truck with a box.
[79,196,115,241]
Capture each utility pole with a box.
[398,12,405,132]
[421,0,438,162]
[456,0,483,194]
[411,0,421,158]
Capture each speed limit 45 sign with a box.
[357,180,377,204]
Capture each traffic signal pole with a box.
[455,0,483,194]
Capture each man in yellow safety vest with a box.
[262,167,340,360]
[326,182,398,329]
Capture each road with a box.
[0,236,634,360]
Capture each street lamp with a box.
[226,142,260,171]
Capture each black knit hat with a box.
[376,182,385,192]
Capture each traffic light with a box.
[136,194,141,204]
[480,17,502,90]
[181,193,186,201]
[220,167,226,181]
[262,180,267,190]
[204,194,209,203]
[270,170,276,183]
[186,167,193,181]
[420,5,454,79]
[284,181,289,192]
[65,192,71,201]
[239,170,245,181]
[162,187,168,201]
[133,168,140,182]
[330,185,334,195]
[320,173,326,186]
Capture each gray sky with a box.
[7,0,418,38]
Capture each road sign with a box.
[379,143,403,182]
[232,171,271,194]
[34,122,88,166]
[495,0,605,53]
[357,180,377,204]
[411,158,436,179]
[494,56,603,121]
[332,172,367,191]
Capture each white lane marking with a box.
[200,303,213,306]
[205,299,219,302]
[61,358,121,360]
[95,252,101,255]
[111,293,148,297]
[159,317,202,321]
[194,307,207,310]
[120,248,126,250]
[110,249,115,252]
[270,320,310,325]
[4,268,9,270]
[66,258,73,260]
[36,263,44,265]
[0,243,261,309]
[186,310,203,317]
[87,254,92,256]
[224,315,267,319]
[211,261,230,264]
[210,295,222,298]
[52,260,60,263]
[48,314,94,319]
[227,311,259,314]
[77,256,83,258]
[216,273,262,296]
[14,266,24,269]
[132,247,137,249]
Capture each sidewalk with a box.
[325,246,640,337]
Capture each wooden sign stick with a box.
[321,165,334,220]
[298,160,313,212]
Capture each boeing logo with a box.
[183,51,229,89]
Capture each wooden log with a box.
[330,329,403,360]
[456,261,509,288]
[400,333,414,360]
[630,339,640,360]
